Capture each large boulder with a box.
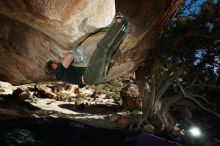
[0,0,183,85]
[0,0,115,48]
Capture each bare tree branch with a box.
[187,84,220,90]
[189,93,214,106]
[156,67,183,100]
[178,82,220,118]
[161,93,183,113]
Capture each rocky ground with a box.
[0,75,142,146]
[0,75,219,146]
[0,74,142,129]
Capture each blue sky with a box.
[184,0,206,15]
[184,0,220,76]
[184,0,219,15]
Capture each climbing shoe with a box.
[115,12,129,31]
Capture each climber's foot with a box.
[115,12,129,31]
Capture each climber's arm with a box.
[62,53,74,69]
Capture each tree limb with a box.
[187,84,220,90]
[189,93,214,106]
[156,67,183,100]
[178,81,220,118]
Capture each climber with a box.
[45,12,129,87]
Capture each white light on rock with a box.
[189,127,202,137]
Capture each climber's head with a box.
[45,60,58,75]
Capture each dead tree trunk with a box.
[136,56,183,130]
[136,57,220,130]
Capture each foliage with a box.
[155,0,220,98]
[137,0,220,129]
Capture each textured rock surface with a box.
[120,84,142,110]
[0,0,115,48]
[0,0,183,85]
[108,0,183,79]
[0,81,16,94]
[0,15,58,84]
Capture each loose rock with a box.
[143,124,155,134]
[109,113,121,122]
[120,84,142,110]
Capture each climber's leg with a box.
[103,28,126,77]
[83,22,127,85]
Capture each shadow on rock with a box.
[58,103,121,115]
[0,118,138,146]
